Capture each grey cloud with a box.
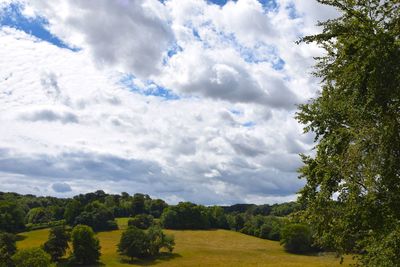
[56,0,174,78]
[227,134,267,157]
[52,182,72,193]
[18,109,79,124]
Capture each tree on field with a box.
[0,232,16,267]
[117,226,149,261]
[296,0,400,265]
[71,225,101,265]
[280,224,312,254]
[43,225,70,261]
[12,247,51,267]
[147,225,175,256]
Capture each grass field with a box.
[17,218,353,267]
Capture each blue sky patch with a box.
[0,3,78,51]
[243,121,256,128]
[120,74,180,100]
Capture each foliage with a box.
[0,201,25,233]
[74,201,117,231]
[296,0,400,263]
[147,225,175,256]
[161,202,210,230]
[26,207,52,224]
[64,200,81,225]
[0,232,16,267]
[281,224,313,254]
[117,224,174,261]
[12,247,51,267]
[71,225,101,265]
[117,226,149,260]
[26,220,66,232]
[43,225,70,261]
[128,214,154,229]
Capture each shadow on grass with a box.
[120,252,182,266]
[15,234,27,241]
[55,259,106,267]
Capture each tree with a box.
[128,214,154,229]
[161,202,210,229]
[0,232,16,267]
[0,201,25,233]
[117,226,149,261]
[296,0,400,264]
[147,225,175,256]
[71,225,101,265]
[280,224,312,254]
[12,248,51,267]
[26,207,52,224]
[43,225,70,261]
[64,200,81,225]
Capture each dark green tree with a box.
[43,225,70,261]
[71,225,101,265]
[64,200,81,225]
[0,201,25,233]
[117,226,149,261]
[280,224,312,254]
[0,232,16,267]
[12,248,51,267]
[128,214,154,229]
[296,0,400,265]
[26,207,52,224]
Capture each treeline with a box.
[0,190,300,234]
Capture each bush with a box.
[0,232,16,267]
[128,214,154,229]
[71,225,101,265]
[281,224,312,254]
[12,247,51,267]
[43,225,70,261]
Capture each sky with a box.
[0,0,339,205]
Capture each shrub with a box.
[0,232,16,267]
[71,225,101,265]
[12,247,51,267]
[43,225,70,261]
[128,214,154,229]
[281,224,312,254]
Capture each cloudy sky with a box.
[0,0,338,204]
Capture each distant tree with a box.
[131,194,147,216]
[12,248,51,267]
[128,214,154,229]
[0,201,25,233]
[74,201,116,231]
[117,226,149,261]
[161,202,210,230]
[0,232,16,267]
[64,200,81,225]
[26,207,52,224]
[71,225,101,265]
[147,199,168,218]
[208,206,229,229]
[281,224,312,254]
[147,225,175,256]
[43,225,70,261]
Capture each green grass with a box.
[17,218,353,266]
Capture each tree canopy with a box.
[297,0,400,265]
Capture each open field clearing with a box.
[16,218,353,267]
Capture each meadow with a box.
[16,218,353,267]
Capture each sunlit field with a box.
[16,218,353,267]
